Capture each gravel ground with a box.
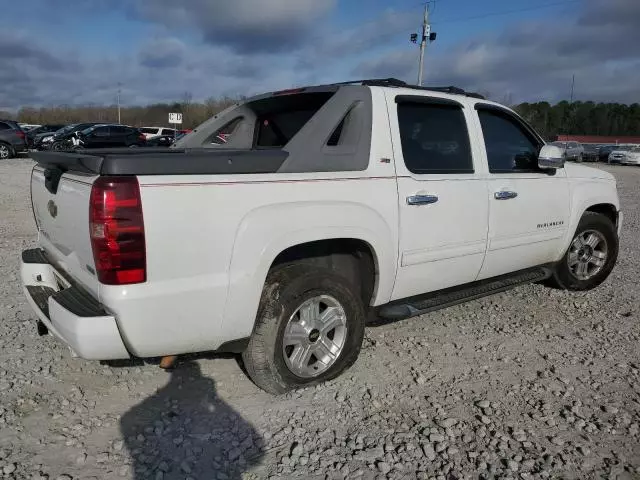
[1,157,639,480]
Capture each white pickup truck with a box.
[21,79,621,394]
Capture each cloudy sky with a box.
[1,0,639,110]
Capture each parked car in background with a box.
[26,124,66,148]
[598,145,617,162]
[551,141,585,162]
[47,123,102,150]
[0,120,28,159]
[609,145,640,165]
[139,127,176,139]
[19,123,41,131]
[581,144,599,162]
[144,133,176,147]
[76,124,146,148]
[33,125,74,150]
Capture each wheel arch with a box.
[270,238,378,307]
[584,203,618,227]
[218,201,397,345]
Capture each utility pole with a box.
[410,3,436,86]
[570,74,575,104]
[117,83,122,124]
[417,3,429,86]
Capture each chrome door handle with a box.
[494,190,518,200]
[407,194,439,205]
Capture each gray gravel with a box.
[1,157,639,479]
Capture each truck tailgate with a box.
[31,166,100,298]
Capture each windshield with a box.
[57,124,77,134]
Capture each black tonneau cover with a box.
[31,148,288,176]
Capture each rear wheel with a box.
[548,212,618,291]
[242,264,366,394]
[0,143,14,159]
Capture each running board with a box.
[376,266,552,322]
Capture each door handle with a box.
[407,194,439,206]
[494,190,518,200]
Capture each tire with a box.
[547,212,618,291]
[576,153,583,163]
[51,141,65,151]
[0,143,15,159]
[242,264,366,394]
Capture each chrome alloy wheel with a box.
[282,295,348,378]
[567,230,608,280]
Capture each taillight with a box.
[89,176,146,285]
[16,130,26,139]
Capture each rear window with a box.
[252,92,335,148]
[160,129,174,135]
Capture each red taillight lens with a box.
[89,176,146,285]
[16,130,26,139]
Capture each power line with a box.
[432,0,582,25]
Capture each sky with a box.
[1,0,639,110]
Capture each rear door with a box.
[474,105,570,280]
[109,126,130,147]
[89,126,111,148]
[387,93,490,300]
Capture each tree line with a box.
[514,101,640,140]
[3,97,640,138]
[4,96,241,130]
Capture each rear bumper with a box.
[20,248,130,360]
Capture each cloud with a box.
[138,38,186,68]
[353,0,640,103]
[0,27,306,110]
[2,0,639,110]
[135,0,336,53]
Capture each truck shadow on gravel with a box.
[120,360,264,479]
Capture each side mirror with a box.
[538,145,565,169]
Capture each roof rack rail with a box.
[329,78,485,100]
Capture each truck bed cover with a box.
[31,148,288,176]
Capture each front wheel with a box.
[0,143,15,159]
[548,212,618,291]
[242,264,366,394]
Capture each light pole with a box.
[117,83,122,124]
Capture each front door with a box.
[474,106,571,280]
[387,94,489,300]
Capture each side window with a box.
[111,126,128,135]
[0,122,10,131]
[325,102,363,148]
[94,127,110,137]
[478,109,541,173]
[207,117,242,145]
[161,129,174,135]
[397,102,473,174]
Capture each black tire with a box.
[242,264,366,394]
[548,212,618,291]
[0,143,15,159]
